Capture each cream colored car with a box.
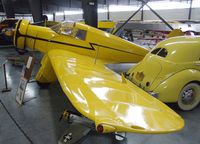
[127,36,200,110]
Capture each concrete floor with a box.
[0,48,200,144]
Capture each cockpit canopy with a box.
[50,21,87,40]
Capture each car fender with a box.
[154,69,200,103]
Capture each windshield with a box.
[50,21,76,36]
[50,21,87,40]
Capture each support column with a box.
[82,0,98,28]
[53,12,55,22]
[141,2,144,21]
[1,0,15,18]
[63,12,66,21]
[188,0,193,20]
[28,0,42,22]
[107,5,110,21]
[104,0,109,20]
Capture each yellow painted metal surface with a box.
[97,21,115,29]
[13,19,185,133]
[167,29,184,38]
[47,49,184,133]
[14,20,148,63]
[128,36,200,103]
[76,21,115,29]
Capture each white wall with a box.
[98,13,107,21]
[191,8,200,20]
[65,14,83,21]
[109,11,141,21]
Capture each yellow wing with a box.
[48,49,184,134]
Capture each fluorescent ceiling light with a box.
[192,0,200,8]
[64,10,83,15]
[98,8,108,13]
[64,8,107,15]
[109,5,139,12]
[55,12,64,16]
[46,14,53,19]
[144,1,190,10]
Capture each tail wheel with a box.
[178,83,200,111]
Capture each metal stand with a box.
[113,132,127,144]
[58,110,127,144]
[1,60,11,93]
[58,110,94,144]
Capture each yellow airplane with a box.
[13,19,184,134]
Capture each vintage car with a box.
[127,36,200,110]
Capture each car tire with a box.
[178,83,200,111]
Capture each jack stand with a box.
[58,110,94,144]
[112,132,127,144]
[58,110,128,144]
[1,61,11,93]
[58,123,91,144]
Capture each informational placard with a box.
[26,56,33,69]
[16,77,28,105]
[23,56,35,79]
[15,56,35,105]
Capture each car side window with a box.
[75,29,87,40]
[157,48,168,58]
[151,48,161,54]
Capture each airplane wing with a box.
[48,49,184,134]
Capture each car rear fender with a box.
[154,69,200,102]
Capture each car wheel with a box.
[178,83,200,111]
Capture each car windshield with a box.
[50,21,76,37]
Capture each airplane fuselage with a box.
[14,20,148,63]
